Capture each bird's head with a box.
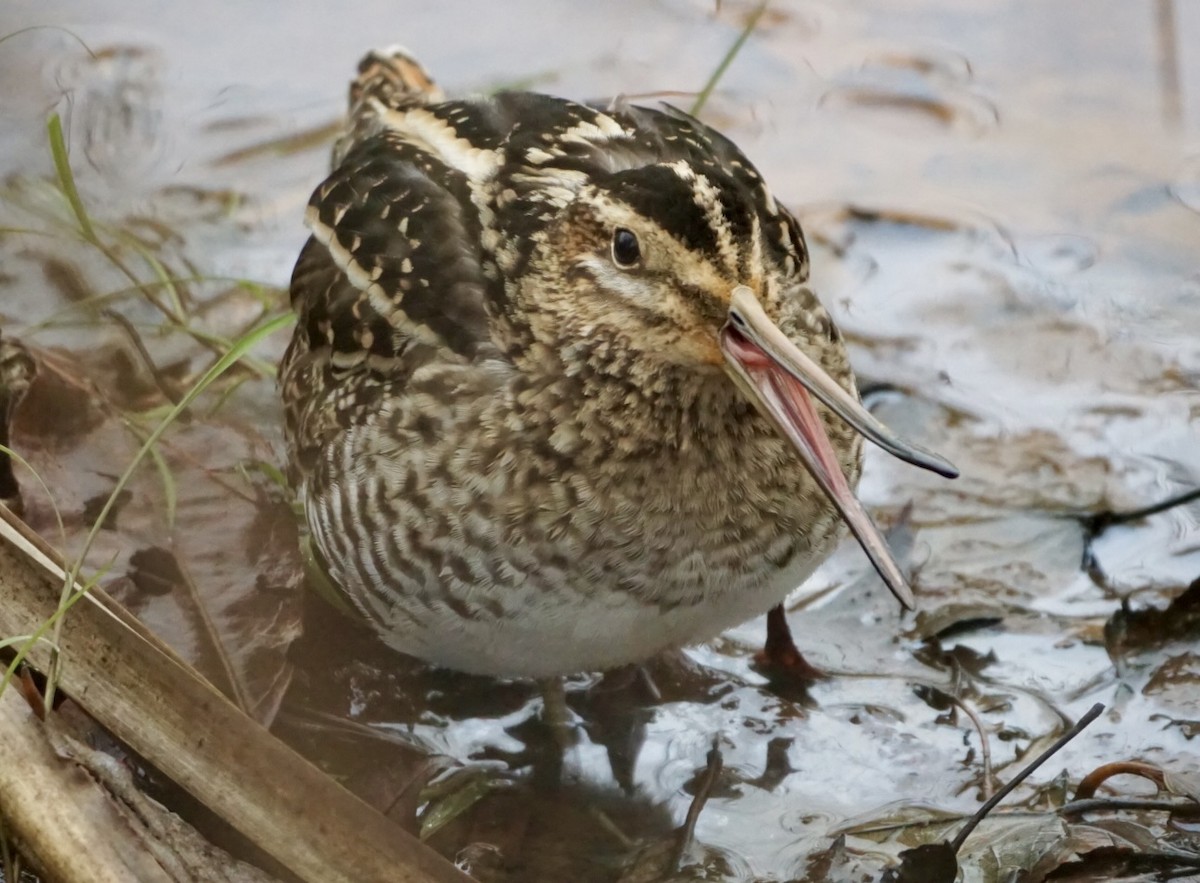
[522,160,823,367]
[515,155,957,609]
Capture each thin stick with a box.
[1061,797,1200,818]
[945,694,994,799]
[949,703,1104,854]
[672,739,724,870]
[1074,760,1166,800]
[1089,487,1200,530]
[102,309,183,404]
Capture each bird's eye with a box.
[611,228,641,269]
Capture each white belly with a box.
[360,547,823,678]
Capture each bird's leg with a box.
[526,677,579,790]
[754,604,826,682]
[538,677,577,750]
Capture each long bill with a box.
[719,286,959,611]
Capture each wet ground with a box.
[1,1,1199,881]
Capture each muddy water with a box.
[2,1,1198,880]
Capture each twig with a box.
[1084,487,1200,534]
[944,694,994,800]
[1061,797,1200,818]
[1075,760,1166,800]
[672,738,724,871]
[102,309,184,405]
[590,807,636,851]
[949,703,1104,854]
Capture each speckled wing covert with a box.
[281,50,498,473]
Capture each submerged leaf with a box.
[881,843,958,882]
[1105,579,1200,664]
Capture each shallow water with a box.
[2,1,1199,880]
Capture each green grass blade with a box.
[0,635,43,652]
[147,441,178,528]
[0,25,95,57]
[47,114,97,243]
[0,443,65,550]
[0,565,103,702]
[691,0,770,117]
[65,311,293,586]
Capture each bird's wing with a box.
[281,103,508,472]
[300,129,496,360]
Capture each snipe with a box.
[280,48,957,680]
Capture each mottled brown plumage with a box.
[280,49,955,678]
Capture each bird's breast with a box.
[303,359,858,675]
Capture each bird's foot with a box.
[752,604,827,683]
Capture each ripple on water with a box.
[1169,152,1200,216]
[818,47,999,137]
[52,44,168,190]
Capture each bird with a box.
[279,47,957,684]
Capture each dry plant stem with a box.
[948,703,1105,854]
[636,664,663,703]
[63,727,281,881]
[101,308,184,404]
[590,807,636,851]
[672,739,724,871]
[0,506,472,883]
[945,694,993,799]
[1074,760,1167,800]
[1061,797,1200,818]
[1086,487,1200,533]
[212,119,343,166]
[16,666,44,719]
[0,684,184,882]
[0,816,20,883]
[0,684,281,882]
